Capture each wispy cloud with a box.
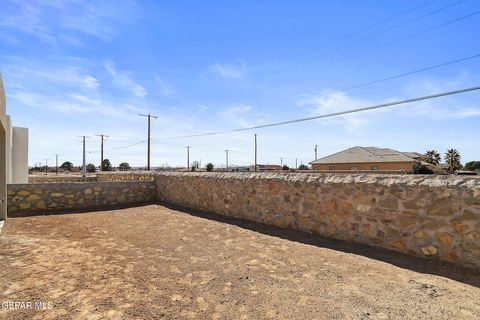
[154,75,175,96]
[220,104,253,127]
[105,62,147,98]
[209,61,247,79]
[297,90,373,130]
[0,0,141,45]
[4,63,99,91]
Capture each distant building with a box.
[309,147,426,173]
[256,164,282,172]
[229,164,283,172]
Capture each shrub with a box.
[119,162,131,171]
[101,159,113,171]
[206,163,214,172]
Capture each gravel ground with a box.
[0,204,479,320]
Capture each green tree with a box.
[86,163,96,173]
[423,150,441,166]
[206,163,214,172]
[101,159,113,171]
[444,149,461,174]
[464,161,480,171]
[60,161,73,171]
[119,162,131,171]
[298,164,310,170]
[282,165,290,170]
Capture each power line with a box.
[139,113,158,170]
[331,10,480,64]
[87,140,146,154]
[281,0,439,66]
[296,0,466,66]
[82,86,480,151]
[155,85,480,139]
[342,53,480,91]
[78,135,90,177]
[95,134,108,169]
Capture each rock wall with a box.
[7,181,156,216]
[28,175,96,183]
[155,172,480,270]
[96,171,156,182]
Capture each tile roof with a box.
[310,146,418,164]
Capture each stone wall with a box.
[7,181,156,216]
[96,171,156,182]
[28,175,96,183]
[155,172,480,270]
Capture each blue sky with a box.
[0,0,479,168]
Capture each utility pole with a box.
[314,144,318,161]
[280,157,283,167]
[186,146,190,170]
[225,149,229,172]
[45,159,48,175]
[139,113,158,170]
[96,134,108,170]
[55,154,58,175]
[295,158,298,169]
[254,134,258,172]
[79,135,89,177]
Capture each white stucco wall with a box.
[6,115,12,184]
[11,127,28,184]
[0,73,6,220]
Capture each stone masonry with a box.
[28,175,96,183]
[7,181,156,216]
[96,171,156,182]
[7,171,480,270]
[153,172,480,270]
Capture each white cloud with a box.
[197,104,208,113]
[297,90,372,130]
[0,0,141,45]
[105,62,147,97]
[209,61,247,79]
[220,104,253,127]
[5,64,99,91]
[154,75,175,96]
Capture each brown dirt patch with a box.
[0,204,479,319]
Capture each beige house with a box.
[309,147,423,173]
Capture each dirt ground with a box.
[0,204,479,320]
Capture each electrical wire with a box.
[342,53,480,91]
[152,85,480,139]
[87,140,146,154]
[331,10,480,64]
[296,0,466,66]
[281,0,439,66]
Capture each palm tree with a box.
[423,150,441,166]
[444,149,461,174]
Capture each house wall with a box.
[5,116,11,184]
[11,127,28,184]
[311,161,415,172]
[0,73,6,220]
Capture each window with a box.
[351,166,359,170]
[329,166,335,170]
[371,166,379,170]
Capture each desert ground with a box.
[1,204,479,319]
